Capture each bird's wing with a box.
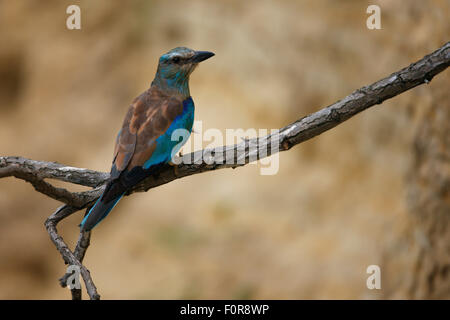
[111,88,184,181]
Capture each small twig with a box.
[0,157,108,186]
[0,42,448,299]
[45,205,100,300]
[74,229,92,263]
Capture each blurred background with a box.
[0,0,448,299]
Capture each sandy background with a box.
[0,0,448,299]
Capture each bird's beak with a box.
[191,51,215,63]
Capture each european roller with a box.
[80,47,214,231]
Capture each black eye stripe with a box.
[172,56,181,63]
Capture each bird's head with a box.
[152,47,214,97]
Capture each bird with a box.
[80,47,214,231]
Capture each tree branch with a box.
[2,42,448,202]
[1,42,448,299]
[44,205,99,300]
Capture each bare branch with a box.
[2,42,448,202]
[0,157,108,186]
[59,229,92,300]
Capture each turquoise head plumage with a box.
[152,47,214,98]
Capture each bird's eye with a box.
[172,57,181,64]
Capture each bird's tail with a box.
[80,180,126,231]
